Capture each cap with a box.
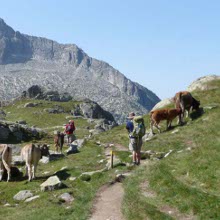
[127,112,135,119]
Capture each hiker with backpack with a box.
[64,120,76,145]
[126,112,146,165]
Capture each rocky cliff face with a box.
[0,18,160,122]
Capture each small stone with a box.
[13,190,33,201]
[171,129,179,134]
[69,177,77,181]
[25,195,40,202]
[4,203,11,207]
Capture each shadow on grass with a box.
[54,169,71,181]
[190,107,204,120]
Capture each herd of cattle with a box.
[150,91,200,133]
[0,91,200,182]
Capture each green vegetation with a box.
[0,80,220,219]
[122,80,220,219]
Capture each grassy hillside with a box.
[0,79,220,220]
[121,79,220,219]
[0,100,123,220]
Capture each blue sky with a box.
[0,0,220,99]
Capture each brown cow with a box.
[54,132,65,153]
[21,144,50,181]
[0,144,12,182]
[150,108,182,133]
[174,91,200,123]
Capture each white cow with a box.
[0,144,12,182]
[21,144,50,181]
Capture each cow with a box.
[150,108,182,134]
[21,144,50,181]
[174,91,200,124]
[0,144,12,182]
[54,131,65,153]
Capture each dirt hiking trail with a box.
[89,182,125,220]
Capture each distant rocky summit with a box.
[0,18,160,122]
[187,75,220,92]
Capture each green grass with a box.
[0,142,118,220]
[1,80,220,219]
[122,80,220,220]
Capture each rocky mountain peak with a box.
[0,18,160,122]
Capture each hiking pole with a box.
[110,150,114,169]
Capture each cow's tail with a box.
[2,145,12,170]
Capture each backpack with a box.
[131,116,146,138]
[66,123,74,133]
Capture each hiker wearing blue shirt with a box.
[126,112,142,165]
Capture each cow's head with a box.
[192,98,200,110]
[40,144,50,157]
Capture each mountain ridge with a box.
[0,18,160,122]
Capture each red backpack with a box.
[66,122,75,134]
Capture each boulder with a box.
[39,156,50,164]
[66,144,78,155]
[152,98,173,110]
[25,85,43,98]
[9,144,22,155]
[24,102,38,108]
[187,75,220,92]
[0,126,10,141]
[12,155,25,166]
[59,193,74,203]
[71,139,85,148]
[13,190,33,201]
[80,100,115,122]
[40,176,64,191]
[106,157,125,170]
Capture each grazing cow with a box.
[21,144,50,181]
[54,132,65,153]
[150,108,182,133]
[0,144,12,182]
[174,91,200,123]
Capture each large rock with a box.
[0,126,10,141]
[59,193,74,203]
[40,176,64,191]
[13,190,33,201]
[152,98,173,110]
[0,18,160,123]
[80,100,115,122]
[187,75,220,92]
[24,102,39,108]
[12,155,25,166]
